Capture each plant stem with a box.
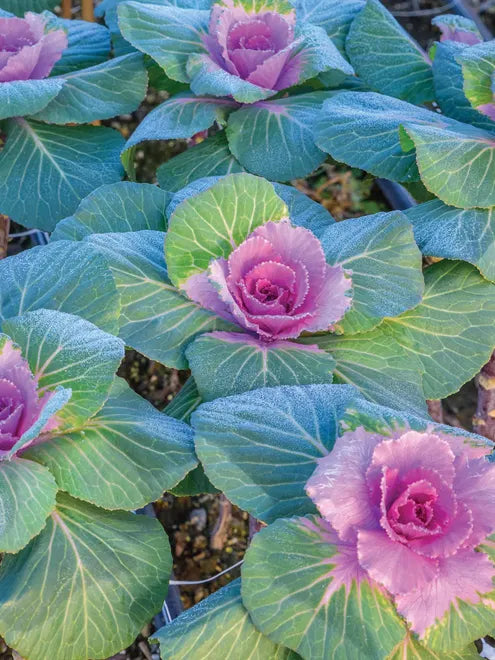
[0,215,9,260]
[474,352,495,441]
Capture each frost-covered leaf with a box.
[193,384,359,522]
[457,41,495,114]
[432,41,495,131]
[0,119,124,230]
[26,378,196,510]
[157,132,245,192]
[47,16,111,75]
[52,182,169,241]
[242,515,405,659]
[0,79,64,121]
[117,1,209,82]
[383,260,495,399]
[2,309,124,429]
[85,231,234,369]
[300,327,427,416]
[322,211,424,334]
[291,0,364,53]
[166,173,287,289]
[226,93,332,180]
[0,493,172,660]
[0,458,56,553]
[405,200,495,282]
[125,93,238,149]
[346,0,434,103]
[187,332,335,401]
[0,241,121,334]
[1,0,57,15]
[402,120,495,208]
[33,53,148,124]
[153,579,297,659]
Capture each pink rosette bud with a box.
[306,427,495,636]
[204,0,300,91]
[0,12,67,83]
[0,339,59,454]
[185,220,352,341]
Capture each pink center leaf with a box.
[0,338,61,456]
[184,220,352,342]
[0,12,67,83]
[305,426,495,636]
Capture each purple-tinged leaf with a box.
[432,14,482,46]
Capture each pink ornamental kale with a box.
[306,427,495,636]
[204,0,300,91]
[185,221,351,341]
[0,13,67,83]
[0,339,59,454]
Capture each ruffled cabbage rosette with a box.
[0,6,148,231]
[177,384,495,659]
[46,173,432,418]
[0,307,196,660]
[116,0,357,181]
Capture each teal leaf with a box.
[0,493,172,660]
[432,41,495,131]
[192,383,359,522]
[0,119,124,231]
[346,0,434,103]
[0,79,64,121]
[406,200,495,282]
[47,16,111,76]
[164,376,202,423]
[187,332,335,401]
[322,210,424,334]
[0,240,121,334]
[85,231,234,369]
[125,92,238,149]
[294,22,354,80]
[242,515,404,659]
[291,0,365,54]
[388,635,480,659]
[52,182,169,241]
[169,464,219,496]
[166,173,288,289]
[457,41,495,112]
[153,579,297,658]
[25,377,196,510]
[383,260,495,399]
[402,120,495,208]
[226,92,332,180]
[117,1,209,82]
[0,0,57,15]
[299,327,427,416]
[315,91,438,182]
[0,458,57,553]
[2,309,124,429]
[33,53,148,124]
[157,132,245,192]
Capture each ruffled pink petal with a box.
[230,47,274,79]
[478,103,495,121]
[243,260,295,291]
[409,502,473,559]
[454,453,495,547]
[237,279,288,316]
[395,549,495,636]
[182,269,235,324]
[253,221,327,288]
[357,528,439,594]
[300,263,351,332]
[242,308,315,340]
[0,16,34,49]
[24,11,46,40]
[260,12,293,50]
[247,45,293,89]
[367,431,457,492]
[306,427,383,541]
[228,234,280,283]
[0,41,42,82]
[30,27,67,79]
[273,47,304,90]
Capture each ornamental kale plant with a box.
[0,307,196,660]
[105,0,360,181]
[35,172,495,424]
[0,5,148,231]
[311,0,495,275]
[167,384,495,658]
